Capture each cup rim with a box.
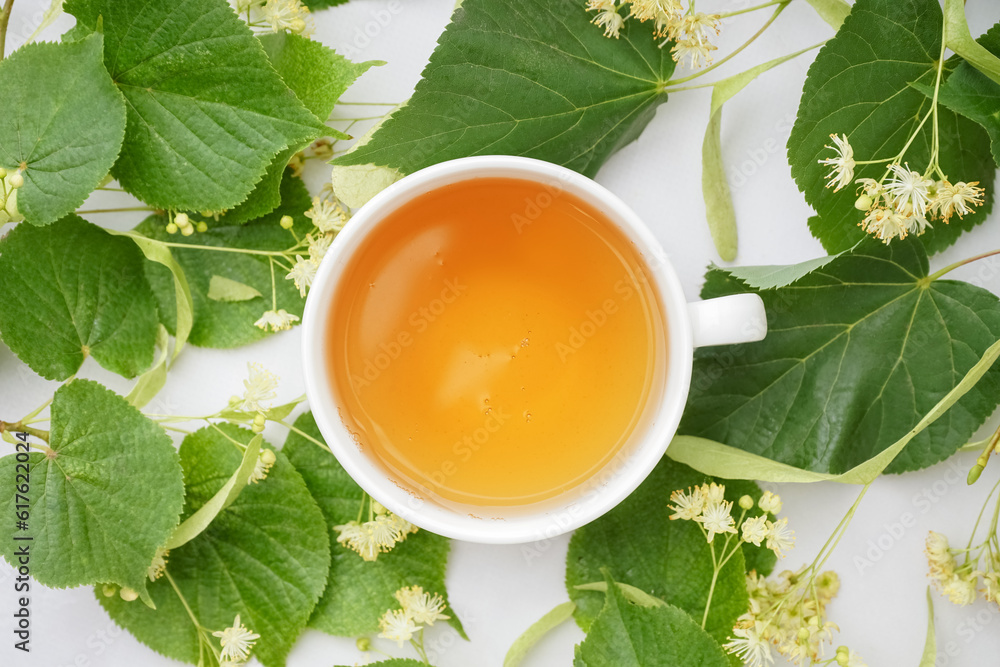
[301,155,693,544]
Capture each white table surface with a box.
[3,1,1000,665]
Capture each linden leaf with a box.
[0,380,184,599]
[97,424,330,667]
[0,214,159,380]
[224,32,379,223]
[787,0,996,254]
[680,238,1000,475]
[566,457,771,649]
[65,0,326,212]
[207,275,263,302]
[0,33,125,225]
[282,412,465,638]
[138,174,313,348]
[332,0,676,182]
[572,571,730,667]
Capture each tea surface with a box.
[327,177,666,506]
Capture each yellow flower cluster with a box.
[926,531,999,607]
[378,585,451,646]
[585,0,720,68]
[729,570,864,667]
[334,507,419,562]
[667,485,794,557]
[818,133,984,244]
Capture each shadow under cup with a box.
[302,157,695,544]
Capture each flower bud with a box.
[356,637,371,652]
[119,587,139,602]
[854,194,873,211]
[196,221,208,233]
[8,171,24,189]
[174,212,190,228]
[181,225,194,237]
[252,412,266,433]
[260,448,276,466]
[738,495,754,511]
[797,626,810,642]
[165,222,179,234]
[372,500,388,516]
[102,584,117,598]
[0,167,6,178]
[280,215,294,229]
[968,463,984,485]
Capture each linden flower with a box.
[253,308,300,332]
[741,515,769,547]
[667,486,705,520]
[931,180,984,222]
[696,498,737,542]
[285,255,317,298]
[679,12,721,44]
[723,622,772,667]
[0,168,24,225]
[859,206,909,244]
[672,38,717,69]
[212,614,261,663]
[942,572,978,606]
[818,134,855,192]
[305,196,349,233]
[147,548,169,582]
[758,491,782,515]
[248,448,277,484]
[334,514,418,561]
[587,1,624,39]
[262,0,313,35]
[396,586,450,626]
[307,233,333,263]
[765,517,795,558]
[239,363,278,413]
[627,0,682,23]
[379,608,419,646]
[884,162,933,216]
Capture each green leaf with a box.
[330,107,405,207]
[566,457,755,648]
[0,380,184,600]
[572,571,729,667]
[302,0,350,8]
[788,0,996,254]
[0,214,159,380]
[0,33,125,226]
[207,275,263,302]
[671,333,1000,484]
[125,325,170,408]
[332,0,676,179]
[281,412,464,638]
[224,33,378,223]
[919,587,937,667]
[259,32,379,120]
[164,434,261,549]
[335,661,428,667]
[943,0,1000,86]
[721,251,843,290]
[680,238,1000,475]
[65,0,326,212]
[98,424,330,667]
[138,173,312,348]
[702,110,737,262]
[804,0,850,30]
[504,601,577,667]
[933,23,1000,168]
[107,228,194,365]
[574,582,666,608]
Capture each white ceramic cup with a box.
[302,156,766,544]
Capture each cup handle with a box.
[687,294,767,348]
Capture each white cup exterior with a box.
[302,155,764,544]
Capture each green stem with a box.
[148,239,289,257]
[273,418,331,451]
[269,257,278,311]
[660,39,826,94]
[18,396,53,424]
[0,0,15,61]
[965,477,1000,555]
[77,206,156,214]
[812,482,871,573]
[927,16,949,176]
[0,421,50,443]
[927,248,1000,281]
[717,0,790,19]
[663,2,790,88]
[702,567,720,629]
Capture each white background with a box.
[3,1,1000,665]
